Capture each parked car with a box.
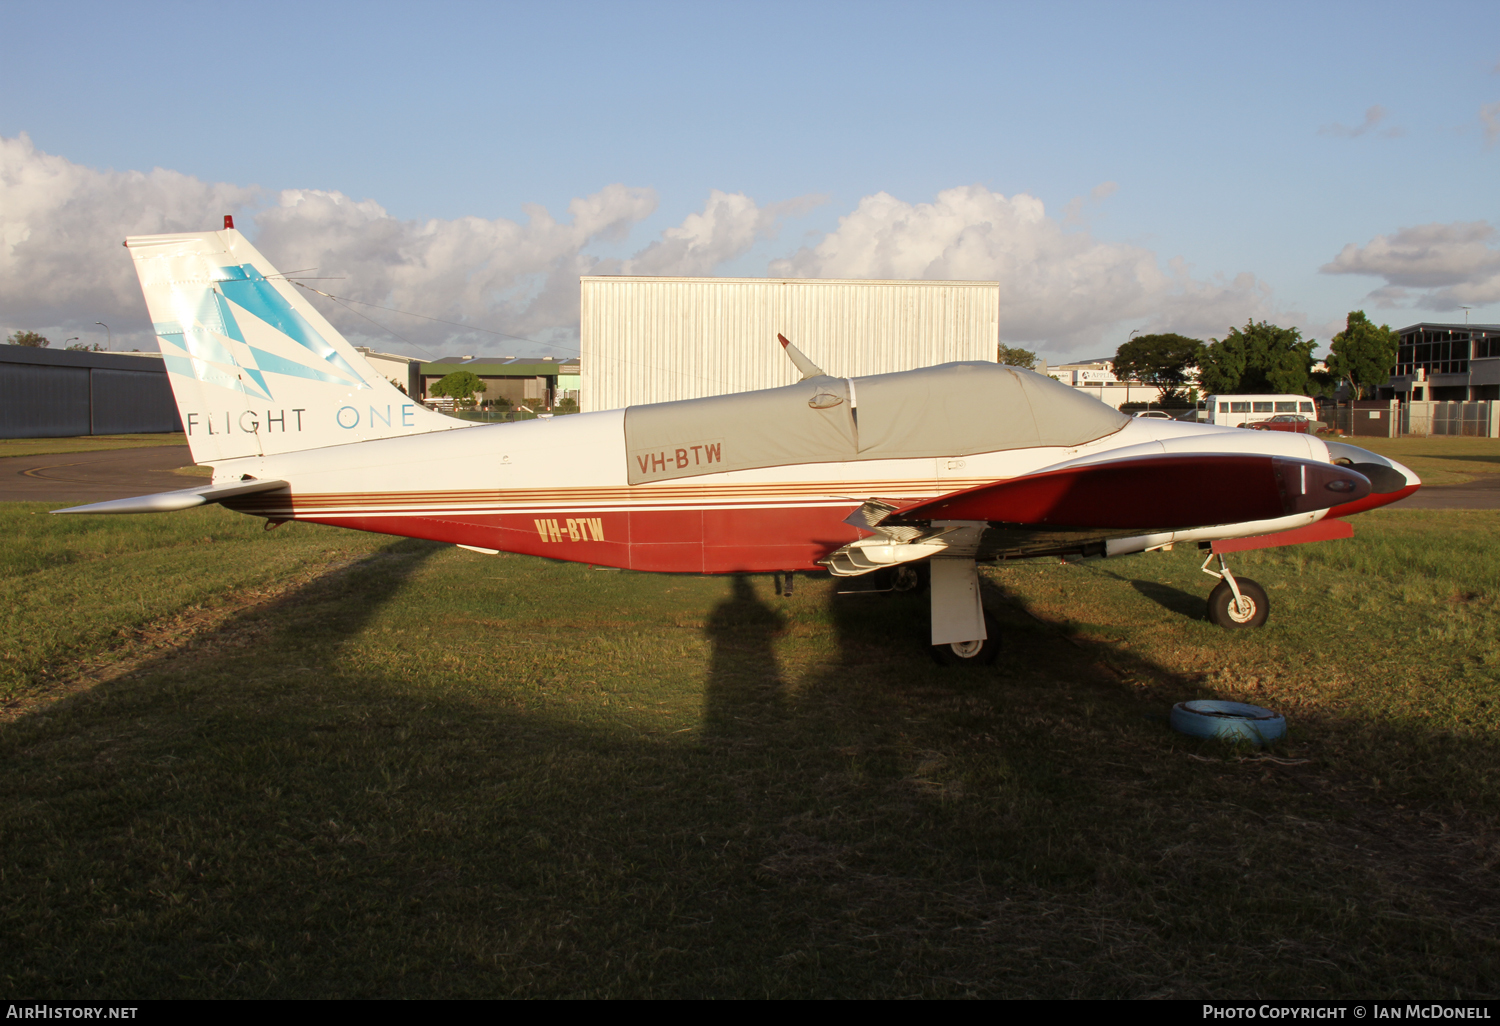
[1132,410,1174,419]
[1175,409,1211,423]
[1249,414,1316,434]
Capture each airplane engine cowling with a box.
[892,454,1372,532]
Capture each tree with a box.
[1326,310,1398,400]
[996,344,1038,368]
[429,370,486,407]
[1305,366,1339,399]
[7,330,49,348]
[1112,332,1203,402]
[66,341,103,352]
[1196,320,1317,396]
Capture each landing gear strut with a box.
[928,558,1000,665]
[1201,553,1270,629]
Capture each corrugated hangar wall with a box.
[579,277,1000,411]
[0,347,182,438]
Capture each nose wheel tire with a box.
[1207,578,1269,629]
[930,612,1001,665]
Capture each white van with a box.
[1206,394,1319,429]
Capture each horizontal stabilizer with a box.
[892,454,1372,531]
[52,478,288,515]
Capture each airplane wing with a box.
[51,478,289,515]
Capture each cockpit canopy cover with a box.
[623,362,1130,484]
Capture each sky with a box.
[2,0,1497,363]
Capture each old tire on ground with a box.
[930,611,1001,666]
[1207,578,1269,629]
[1170,700,1286,745]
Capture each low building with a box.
[1036,356,1194,411]
[1045,357,1118,387]
[418,356,581,409]
[0,344,182,438]
[1387,322,1500,401]
[353,347,422,397]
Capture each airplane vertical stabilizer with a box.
[126,225,466,464]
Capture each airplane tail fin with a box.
[126,221,464,465]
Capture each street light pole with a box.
[95,322,111,351]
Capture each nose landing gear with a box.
[1201,552,1270,628]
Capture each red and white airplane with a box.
[58,221,1421,663]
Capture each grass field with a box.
[0,433,187,459]
[1334,436,1500,487]
[1,503,1496,998]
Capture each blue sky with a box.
[2,0,1497,360]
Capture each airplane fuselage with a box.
[212,413,1411,574]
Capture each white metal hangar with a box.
[578,276,1001,412]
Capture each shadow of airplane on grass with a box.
[1127,578,1209,621]
[1,551,1497,999]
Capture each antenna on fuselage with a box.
[777,333,826,380]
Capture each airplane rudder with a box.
[126,225,461,459]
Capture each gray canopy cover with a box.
[623,362,1129,485]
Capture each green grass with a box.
[0,504,390,705]
[1346,436,1500,487]
[0,433,187,459]
[1,505,1497,998]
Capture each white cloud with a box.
[1318,104,1404,139]
[250,186,819,350]
[3,136,1290,357]
[1482,102,1500,147]
[768,185,1280,351]
[0,133,259,347]
[1321,221,1500,309]
[252,183,660,350]
[0,136,819,353]
[620,190,825,277]
[1062,180,1119,227]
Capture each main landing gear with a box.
[928,558,1000,665]
[1201,552,1270,629]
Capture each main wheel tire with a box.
[929,611,1001,666]
[1207,578,1270,629]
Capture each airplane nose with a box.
[1273,457,1372,514]
[1323,441,1421,493]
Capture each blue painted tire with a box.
[1170,700,1286,744]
